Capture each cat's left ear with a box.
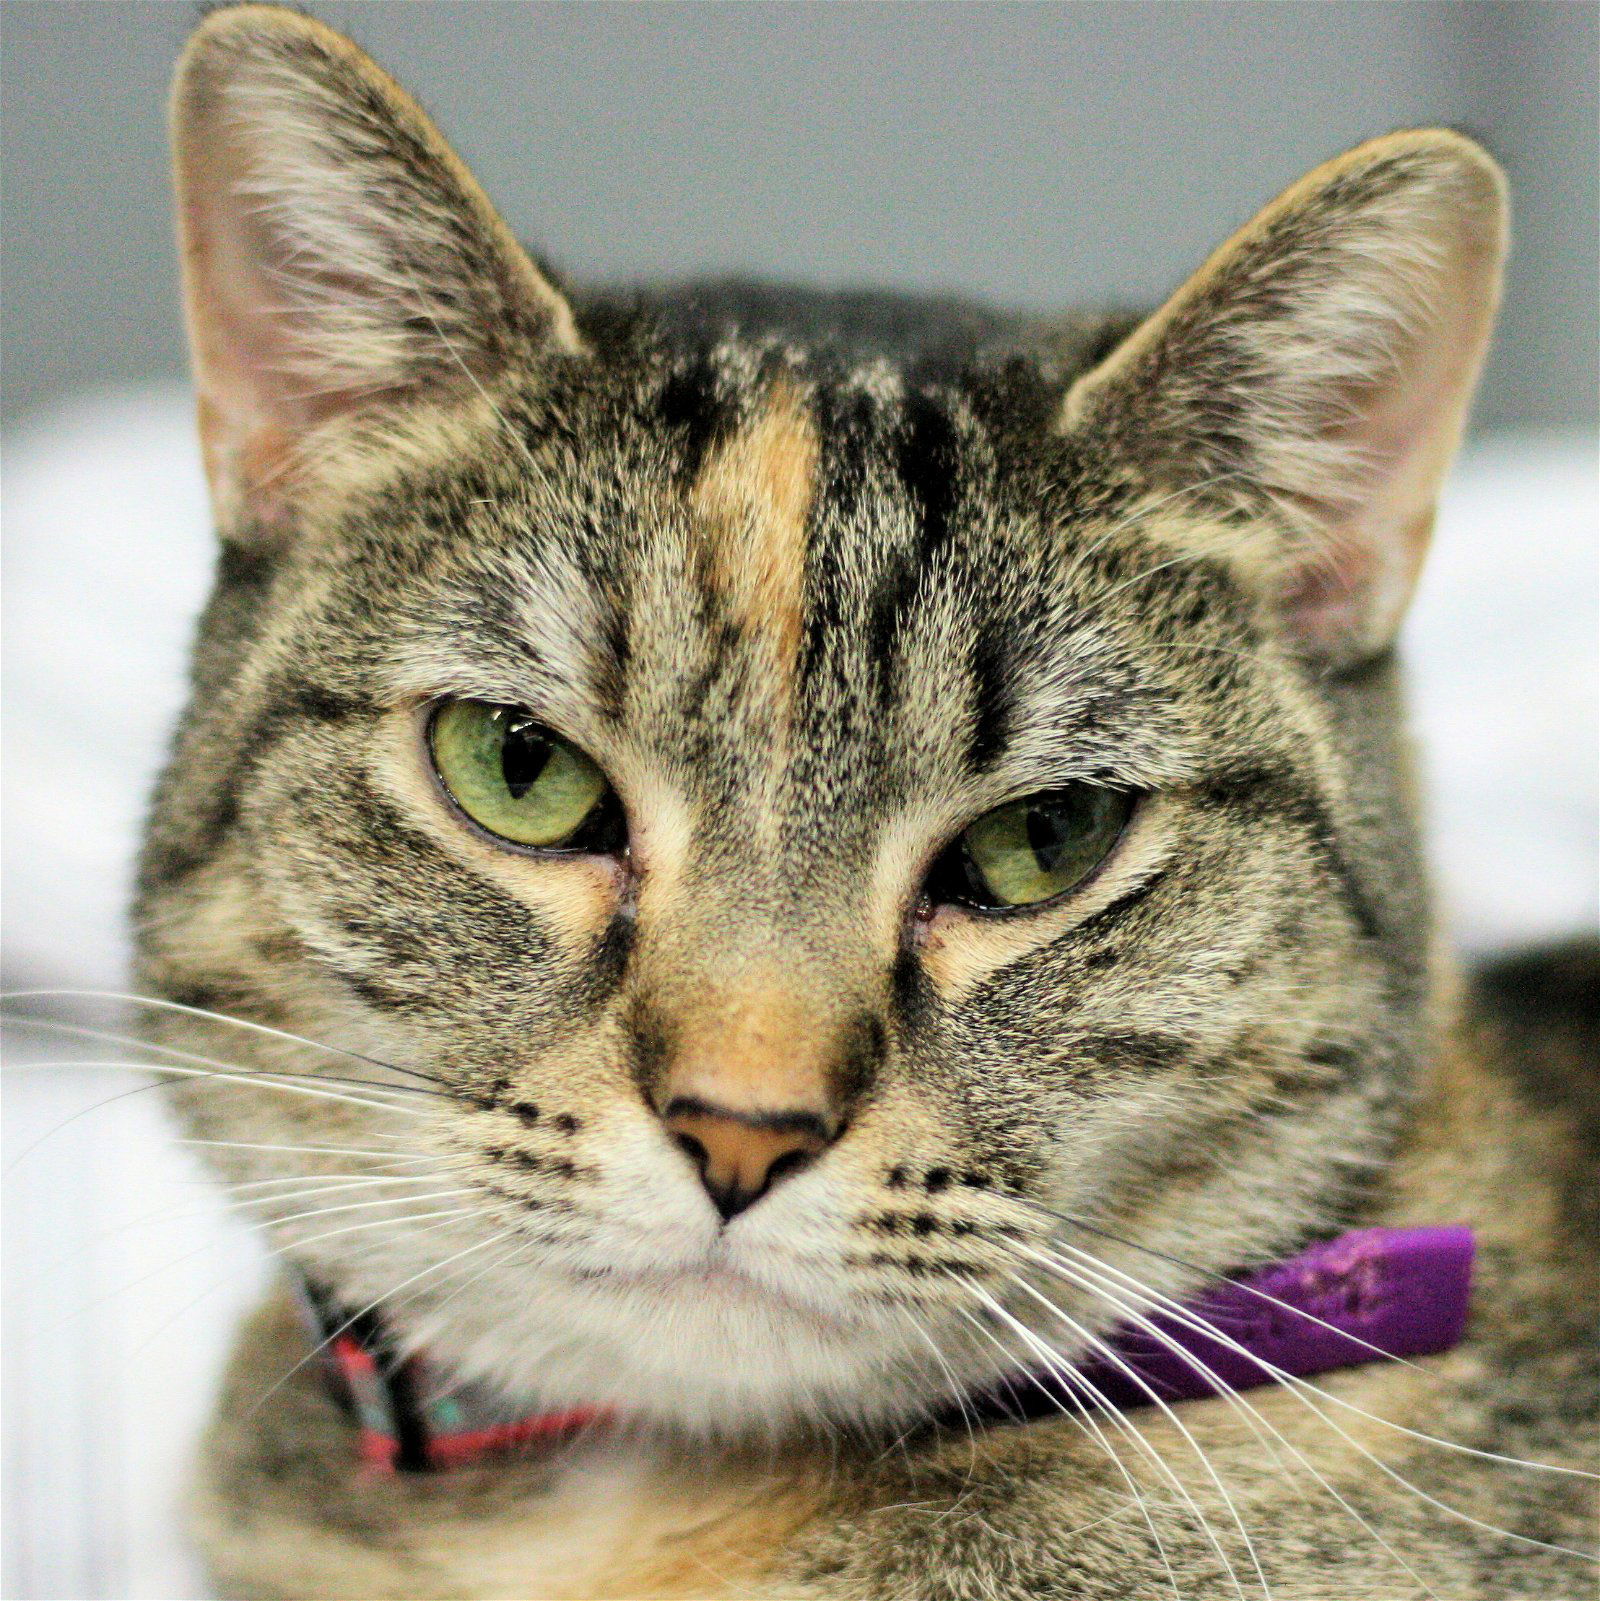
[171,5,583,540]
[1061,131,1507,668]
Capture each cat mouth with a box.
[563,1256,858,1331]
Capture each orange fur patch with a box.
[689,381,818,722]
[666,983,838,1119]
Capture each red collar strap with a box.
[297,1225,1474,1474]
[295,1280,609,1471]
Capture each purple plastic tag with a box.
[1071,1224,1476,1408]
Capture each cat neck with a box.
[1383,964,1598,1348]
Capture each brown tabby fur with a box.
[136,7,1596,1596]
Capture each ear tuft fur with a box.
[1063,130,1508,668]
[171,4,582,537]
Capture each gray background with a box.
[3,0,1596,432]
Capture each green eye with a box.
[934,785,1134,910]
[428,701,621,851]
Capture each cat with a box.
[128,5,1597,1597]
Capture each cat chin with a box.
[389,1259,977,1438]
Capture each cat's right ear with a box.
[171,4,582,542]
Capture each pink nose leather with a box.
[662,1099,832,1220]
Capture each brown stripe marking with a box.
[689,379,818,724]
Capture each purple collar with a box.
[958,1224,1475,1428]
[301,1225,1474,1472]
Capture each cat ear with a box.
[1060,131,1507,668]
[171,4,583,539]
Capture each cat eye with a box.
[427,701,623,853]
[927,784,1135,912]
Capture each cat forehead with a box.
[395,332,1110,601]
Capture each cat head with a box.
[136,4,1506,1432]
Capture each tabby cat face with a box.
[136,6,1505,1431]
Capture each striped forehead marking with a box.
[688,378,819,721]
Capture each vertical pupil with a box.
[1025,803,1069,872]
[500,721,553,800]
[1026,790,1102,873]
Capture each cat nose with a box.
[662,1098,834,1221]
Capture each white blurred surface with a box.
[1410,433,1599,945]
[1,388,1595,1596]
[2,1031,266,1600]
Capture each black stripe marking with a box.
[1066,1029,1191,1074]
[138,792,241,891]
[894,389,960,566]
[216,541,277,594]
[831,1011,886,1113]
[658,356,735,484]
[589,601,632,723]
[1071,869,1169,943]
[161,978,271,1020]
[331,968,430,1014]
[1198,769,1383,940]
[891,949,936,1032]
[965,627,1015,772]
[584,913,636,1004]
[338,784,548,931]
[864,390,962,704]
[625,1001,672,1105]
[255,682,374,739]
[140,683,374,890]
[800,385,880,687]
[335,910,428,966]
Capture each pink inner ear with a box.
[183,146,299,520]
[185,160,407,533]
[1278,497,1439,667]
[1279,535,1382,659]
[1274,285,1480,666]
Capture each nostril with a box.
[672,1130,709,1175]
[764,1148,816,1188]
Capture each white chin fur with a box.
[419,1261,986,1440]
[413,1270,947,1435]
[298,1223,981,1437]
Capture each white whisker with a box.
[1007,1196,1440,1380]
[967,1279,1234,1597]
[6,1071,416,1177]
[1022,1245,1440,1597]
[113,1207,477,1372]
[1042,1231,1600,1484]
[228,1171,439,1196]
[180,1137,428,1160]
[3,1015,442,1103]
[81,1171,443,1251]
[1013,1244,1308,1498]
[999,1269,1267,1600]
[246,1226,520,1420]
[2,989,446,1089]
[3,1058,429,1166]
[256,1188,474,1234]
[953,1297,1184,1597]
[1035,1238,1598,1562]
[892,1304,984,1487]
[159,1157,438,1197]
